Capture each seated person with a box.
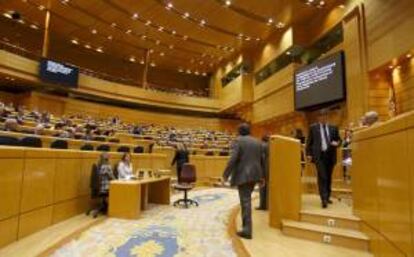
[362,111,380,127]
[3,118,19,132]
[117,152,135,179]
[34,123,45,135]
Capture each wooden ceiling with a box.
[0,0,336,79]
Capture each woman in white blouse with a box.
[117,153,134,179]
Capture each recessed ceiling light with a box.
[319,1,325,6]
[182,12,190,19]
[150,62,156,67]
[91,29,97,34]
[156,40,161,45]
[131,13,139,20]
[225,0,231,6]
[286,51,291,55]
[200,19,206,26]
[256,38,261,41]
[141,35,147,40]
[245,37,251,41]
[388,65,394,69]
[140,59,145,64]
[84,44,91,49]
[178,68,184,73]
[194,71,200,75]
[267,18,274,24]
[18,19,25,24]
[166,2,173,10]
[171,30,176,35]
[202,72,207,76]
[96,47,103,53]
[199,61,204,65]
[159,52,165,56]
[3,12,12,19]
[61,0,70,5]
[129,56,136,62]
[71,39,79,45]
[169,45,174,49]
[145,20,151,26]
[186,69,191,74]
[237,33,243,39]
[30,24,39,30]
[107,35,113,40]
[406,53,413,59]
[149,49,154,53]
[338,4,345,9]
[276,22,285,28]
[38,5,46,11]
[125,29,132,34]
[111,22,117,27]
[158,26,164,31]
[183,35,188,40]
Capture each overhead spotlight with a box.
[178,68,184,73]
[406,53,413,59]
[267,18,274,25]
[141,35,147,40]
[96,47,104,53]
[38,5,46,11]
[225,0,231,6]
[286,51,291,55]
[237,33,244,39]
[338,4,345,9]
[125,29,132,34]
[183,35,188,40]
[61,0,70,5]
[159,52,165,56]
[194,71,200,75]
[149,49,154,53]
[171,30,176,35]
[131,13,139,20]
[30,24,39,30]
[91,29,97,34]
[245,37,251,41]
[71,39,79,45]
[256,37,261,41]
[200,19,206,26]
[202,72,207,76]
[169,45,174,49]
[209,63,214,67]
[145,20,151,26]
[84,44,91,49]
[276,22,285,28]
[158,26,164,31]
[111,22,117,27]
[156,40,161,45]
[199,61,204,65]
[150,62,156,67]
[107,35,113,40]
[388,65,394,70]
[140,59,145,64]
[166,2,173,10]
[3,12,13,19]
[182,12,190,19]
[129,56,136,62]
[186,69,191,74]
[17,19,25,24]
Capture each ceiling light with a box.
[91,29,97,34]
[3,12,12,19]
[107,35,113,40]
[71,39,79,45]
[145,20,151,26]
[338,4,345,9]
[129,56,136,62]
[195,71,200,75]
[158,26,164,31]
[225,0,231,6]
[183,35,188,40]
[61,0,69,5]
[156,40,161,45]
[267,18,274,25]
[159,52,165,56]
[17,19,25,24]
[286,51,291,55]
[186,69,191,74]
[96,47,103,53]
[171,30,176,35]
[38,5,46,11]
[245,37,251,41]
[200,19,206,26]
[149,49,154,53]
[199,61,204,65]
[178,68,184,73]
[388,65,394,69]
[166,2,173,10]
[182,12,189,19]
[141,35,147,40]
[125,29,132,34]
[140,59,145,64]
[276,22,285,28]
[150,62,156,67]
[169,45,174,49]
[202,72,207,76]
[111,22,117,27]
[30,24,39,30]
[319,1,325,6]
[406,53,413,59]
[84,44,91,49]
[131,13,139,20]
[237,33,243,39]
[256,38,261,41]
[209,63,214,67]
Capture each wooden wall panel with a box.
[0,217,18,248]
[18,206,53,239]
[393,58,414,114]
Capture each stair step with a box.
[300,210,361,230]
[282,220,369,251]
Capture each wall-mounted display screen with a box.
[294,51,346,110]
[39,58,79,87]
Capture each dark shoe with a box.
[237,231,252,239]
[322,201,328,208]
[327,199,333,204]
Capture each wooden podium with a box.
[268,135,302,228]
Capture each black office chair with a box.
[93,136,106,142]
[117,146,130,153]
[96,144,110,152]
[80,144,94,151]
[86,164,109,218]
[109,138,120,143]
[50,139,68,149]
[133,146,144,153]
[173,163,199,208]
[0,136,20,146]
[20,137,42,148]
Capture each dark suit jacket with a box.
[306,123,341,164]
[171,149,189,169]
[223,135,265,186]
[262,141,269,181]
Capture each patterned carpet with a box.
[50,188,241,257]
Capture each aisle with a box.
[49,188,240,257]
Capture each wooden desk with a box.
[108,177,170,219]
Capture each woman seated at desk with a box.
[117,152,134,179]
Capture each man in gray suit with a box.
[223,123,265,239]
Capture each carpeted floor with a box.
[49,188,241,257]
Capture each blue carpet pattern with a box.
[50,188,240,257]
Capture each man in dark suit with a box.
[223,123,265,239]
[306,109,341,208]
[256,134,269,210]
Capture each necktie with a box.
[321,124,329,151]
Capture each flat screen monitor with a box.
[39,58,79,87]
[294,51,346,110]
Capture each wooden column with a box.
[142,49,150,88]
[41,2,52,58]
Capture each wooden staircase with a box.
[281,194,370,252]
